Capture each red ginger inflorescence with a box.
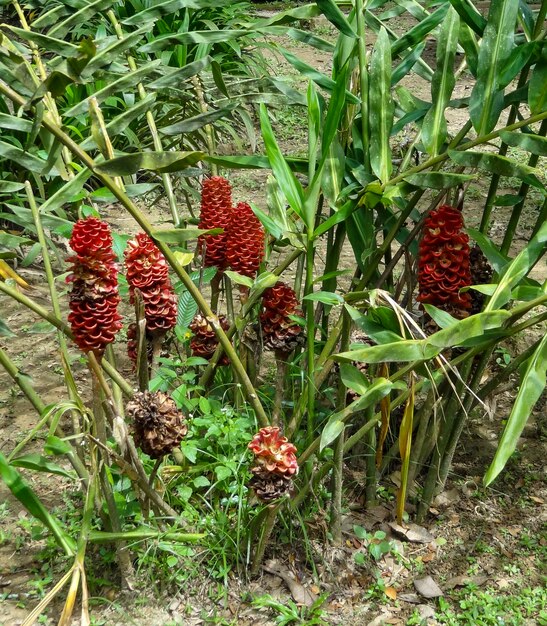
[226,202,265,279]
[67,217,122,356]
[417,205,472,317]
[124,233,177,335]
[198,176,233,270]
[248,426,298,503]
[189,314,230,365]
[260,282,305,354]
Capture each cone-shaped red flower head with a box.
[198,176,233,270]
[248,426,298,476]
[125,233,177,335]
[260,282,305,353]
[67,217,122,356]
[189,314,230,365]
[417,205,472,317]
[226,202,264,279]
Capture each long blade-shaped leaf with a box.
[529,59,547,114]
[484,333,547,485]
[369,28,393,183]
[48,0,118,39]
[469,0,520,134]
[421,7,459,157]
[0,453,75,555]
[485,221,547,310]
[396,377,414,524]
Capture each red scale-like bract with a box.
[67,218,122,356]
[124,233,177,334]
[417,205,472,315]
[260,282,304,353]
[248,426,298,476]
[198,176,233,269]
[226,202,265,279]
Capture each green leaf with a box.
[64,61,162,116]
[528,59,547,114]
[224,271,253,288]
[122,0,231,25]
[0,318,15,337]
[11,454,75,479]
[0,141,47,173]
[302,291,344,305]
[469,0,520,134]
[316,0,357,37]
[151,227,221,244]
[340,363,369,396]
[0,231,33,247]
[499,131,547,157]
[40,167,91,215]
[259,104,305,224]
[0,453,75,555]
[44,435,73,456]
[336,340,437,364]
[485,221,547,310]
[449,0,486,34]
[81,26,150,77]
[159,104,238,135]
[147,56,212,90]
[422,304,458,329]
[369,28,393,184]
[177,290,198,329]
[0,181,25,194]
[95,151,204,176]
[214,465,232,482]
[0,113,33,132]
[484,333,547,486]
[402,172,475,189]
[48,0,118,39]
[319,420,345,451]
[467,228,509,273]
[138,30,250,53]
[392,43,426,85]
[448,150,544,189]
[425,310,510,348]
[4,26,78,57]
[391,4,449,56]
[421,7,459,157]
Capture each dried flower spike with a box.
[67,217,122,356]
[198,176,233,270]
[226,202,265,279]
[260,282,305,354]
[417,205,472,318]
[127,391,187,459]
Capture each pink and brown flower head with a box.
[248,426,298,477]
[67,217,122,357]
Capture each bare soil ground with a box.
[1,10,546,626]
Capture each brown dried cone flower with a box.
[127,391,187,459]
[248,472,294,503]
[469,245,493,314]
[189,314,230,365]
[260,283,305,355]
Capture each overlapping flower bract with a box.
[124,233,177,335]
[67,218,122,356]
[417,205,472,317]
[127,391,187,459]
[198,176,233,269]
[189,314,230,365]
[260,283,305,354]
[226,202,264,279]
[248,427,298,503]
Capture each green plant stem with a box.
[364,404,377,506]
[0,81,269,425]
[305,240,316,445]
[501,117,547,254]
[531,195,547,238]
[272,355,288,427]
[0,347,88,481]
[106,9,180,225]
[198,248,301,388]
[251,503,281,575]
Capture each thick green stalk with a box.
[531,195,547,238]
[251,503,282,575]
[106,10,180,224]
[0,80,269,427]
[305,241,316,443]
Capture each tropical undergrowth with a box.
[0,0,546,621]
